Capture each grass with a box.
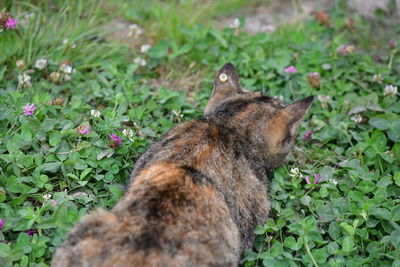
[109,0,256,44]
[0,0,399,266]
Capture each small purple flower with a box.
[23,103,36,116]
[305,174,323,184]
[50,200,59,207]
[0,219,4,229]
[77,125,91,135]
[25,229,37,236]
[109,133,122,148]
[6,18,17,29]
[284,66,297,74]
[303,130,313,141]
[313,173,323,184]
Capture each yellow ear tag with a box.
[219,73,228,82]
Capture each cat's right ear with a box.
[204,63,243,114]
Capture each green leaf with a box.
[379,152,393,163]
[388,120,400,142]
[7,134,22,154]
[326,242,339,255]
[342,236,354,252]
[392,206,400,221]
[283,236,302,251]
[340,222,355,236]
[391,230,400,248]
[0,243,10,258]
[395,172,400,187]
[41,162,62,173]
[168,43,192,60]
[357,180,375,193]
[253,225,265,235]
[41,119,58,132]
[0,30,22,63]
[270,242,283,257]
[148,40,169,58]
[80,168,93,180]
[262,259,287,267]
[300,195,312,206]
[209,28,228,48]
[106,184,124,201]
[49,132,61,146]
[370,208,391,220]
[313,247,328,264]
[329,222,341,240]
[369,118,391,130]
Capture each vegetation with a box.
[0,0,399,266]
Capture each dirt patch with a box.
[221,0,398,34]
[221,0,333,34]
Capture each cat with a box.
[51,63,313,267]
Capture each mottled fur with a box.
[52,63,313,267]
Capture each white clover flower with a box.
[317,95,330,108]
[350,114,363,123]
[18,73,32,88]
[140,44,152,53]
[289,167,303,178]
[172,110,182,116]
[16,59,26,70]
[372,74,383,83]
[133,57,147,66]
[91,109,101,118]
[43,194,52,201]
[122,128,135,141]
[384,84,398,96]
[62,39,68,45]
[317,95,330,103]
[229,18,240,29]
[34,58,47,70]
[128,24,143,38]
[59,64,73,74]
[172,110,184,122]
[63,74,71,82]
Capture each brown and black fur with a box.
[52,63,313,267]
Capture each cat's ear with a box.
[285,96,314,135]
[205,63,243,114]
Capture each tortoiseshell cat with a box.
[52,63,313,267]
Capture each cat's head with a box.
[205,63,313,170]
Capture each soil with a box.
[221,0,398,34]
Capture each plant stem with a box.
[304,236,319,267]
[388,50,395,72]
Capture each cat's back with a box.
[52,120,240,267]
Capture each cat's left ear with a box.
[285,96,314,135]
[205,63,243,114]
